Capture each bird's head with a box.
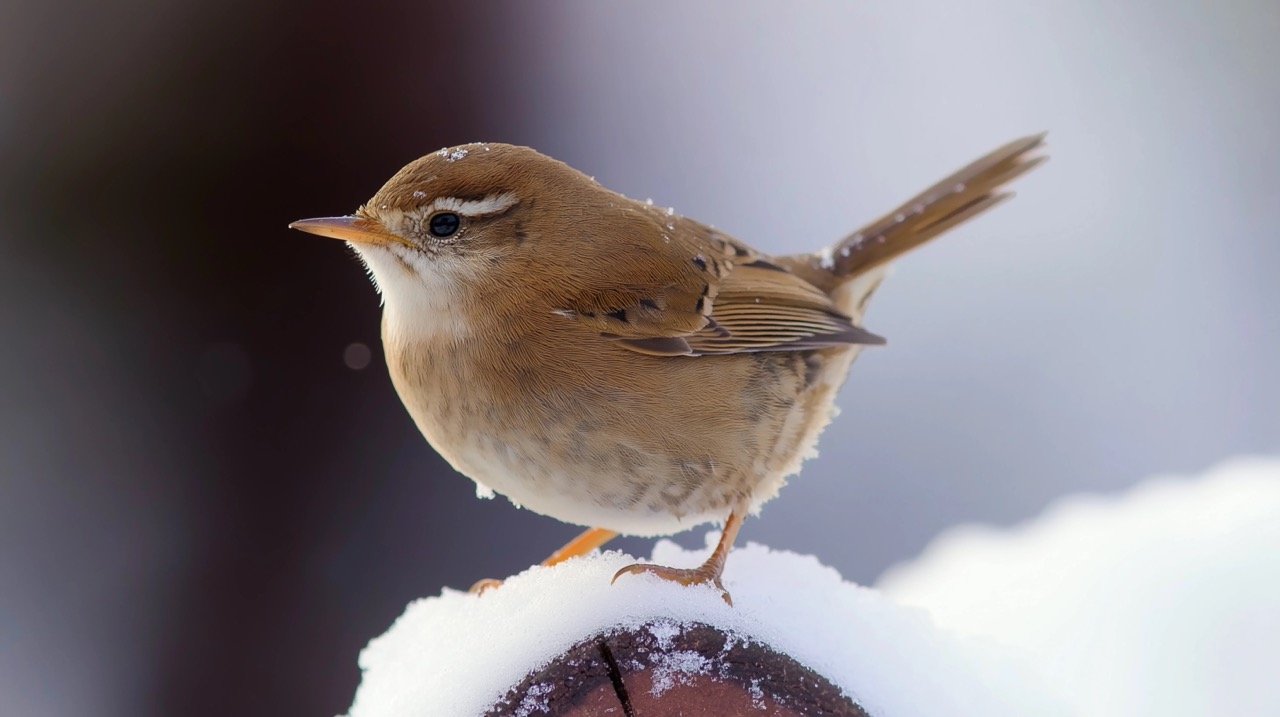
[290,143,614,329]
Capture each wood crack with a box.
[597,638,635,717]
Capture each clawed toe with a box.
[611,562,732,605]
[469,577,503,595]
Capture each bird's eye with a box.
[428,212,461,238]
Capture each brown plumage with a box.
[290,135,1046,602]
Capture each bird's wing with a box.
[558,216,884,357]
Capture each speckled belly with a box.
[388,341,856,537]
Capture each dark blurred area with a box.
[3,2,1278,716]
[1,2,579,715]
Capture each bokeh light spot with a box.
[343,342,372,370]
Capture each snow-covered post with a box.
[343,460,1280,716]
[486,620,865,716]
[346,537,1062,717]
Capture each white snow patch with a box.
[512,682,552,717]
[815,244,836,270]
[646,619,680,650]
[649,648,711,696]
[878,456,1280,717]
[345,538,1065,717]
[440,147,469,162]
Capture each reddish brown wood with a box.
[486,621,868,716]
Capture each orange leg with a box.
[612,508,745,605]
[542,527,619,567]
[471,527,619,594]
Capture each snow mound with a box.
[347,537,1065,717]
[878,456,1280,716]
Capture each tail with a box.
[783,133,1047,293]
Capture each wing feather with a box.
[558,216,884,357]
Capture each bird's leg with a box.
[612,508,745,605]
[543,527,620,567]
[470,527,619,594]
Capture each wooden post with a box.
[486,620,868,716]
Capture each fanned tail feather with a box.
[813,133,1047,283]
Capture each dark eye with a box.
[428,212,461,238]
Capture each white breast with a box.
[350,242,471,345]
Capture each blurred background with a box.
[2,1,1277,715]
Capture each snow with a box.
[878,456,1280,717]
[647,644,712,697]
[346,537,1064,717]
[815,244,836,270]
[439,147,469,162]
[512,682,552,717]
[346,457,1280,717]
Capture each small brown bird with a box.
[291,135,1045,603]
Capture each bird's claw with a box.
[469,577,503,595]
[611,562,733,605]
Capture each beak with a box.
[288,215,403,246]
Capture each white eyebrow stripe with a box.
[425,192,519,217]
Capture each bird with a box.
[290,134,1046,604]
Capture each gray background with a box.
[3,1,1277,715]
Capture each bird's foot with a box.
[611,562,733,606]
[468,577,503,595]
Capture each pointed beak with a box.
[288,215,400,246]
